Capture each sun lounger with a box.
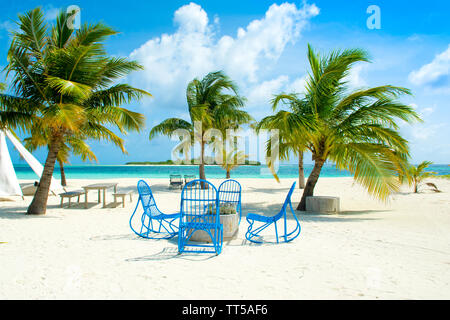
[184,174,196,185]
[169,174,183,189]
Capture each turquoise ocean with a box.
[13,163,450,180]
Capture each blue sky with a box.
[1,0,450,165]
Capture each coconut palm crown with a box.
[150,71,252,182]
[271,45,422,210]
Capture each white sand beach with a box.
[0,177,449,300]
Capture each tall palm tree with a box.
[257,94,311,189]
[150,71,251,184]
[282,45,421,210]
[3,8,150,215]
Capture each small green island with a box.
[125,159,261,166]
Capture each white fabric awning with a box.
[0,129,64,197]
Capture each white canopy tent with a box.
[0,129,64,197]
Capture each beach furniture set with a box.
[129,178,301,255]
[59,182,132,209]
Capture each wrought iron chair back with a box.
[178,179,223,254]
[129,180,179,239]
[218,179,242,224]
[245,182,301,244]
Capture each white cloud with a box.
[44,6,60,21]
[344,64,367,89]
[246,75,307,106]
[409,45,450,90]
[410,123,445,141]
[0,21,17,35]
[128,2,319,112]
[247,76,289,106]
[173,2,209,33]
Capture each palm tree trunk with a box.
[27,134,62,215]
[297,158,325,211]
[59,160,67,187]
[226,169,231,179]
[298,151,305,189]
[199,140,206,188]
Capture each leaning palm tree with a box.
[283,45,421,210]
[257,94,311,189]
[400,161,437,193]
[4,8,150,215]
[150,71,251,184]
[23,129,97,186]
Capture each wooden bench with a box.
[60,191,86,208]
[113,191,133,208]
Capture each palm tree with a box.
[3,8,150,215]
[400,161,437,193]
[281,45,421,211]
[1,82,35,130]
[257,94,311,189]
[23,130,97,186]
[150,71,251,184]
[219,146,249,179]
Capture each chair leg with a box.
[274,222,279,244]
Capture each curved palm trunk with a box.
[199,141,206,188]
[27,135,62,215]
[297,159,325,211]
[298,151,305,189]
[59,160,67,187]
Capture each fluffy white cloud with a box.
[409,45,450,89]
[128,2,319,113]
[246,75,307,105]
[344,64,367,89]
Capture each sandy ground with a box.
[0,177,449,300]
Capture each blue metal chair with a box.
[245,182,301,244]
[178,179,223,255]
[218,179,242,224]
[129,180,179,239]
